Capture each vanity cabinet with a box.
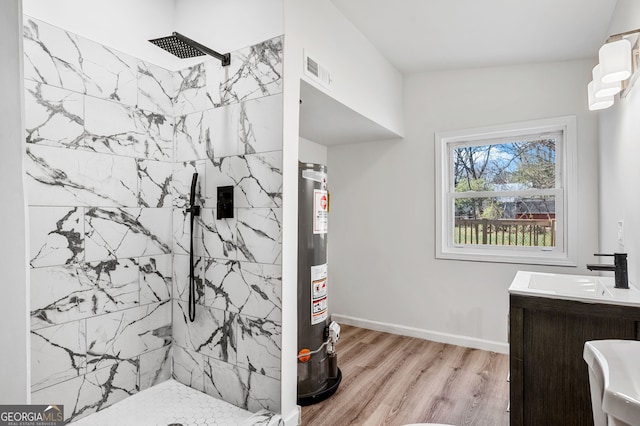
[509,294,640,426]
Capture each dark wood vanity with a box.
[509,294,640,426]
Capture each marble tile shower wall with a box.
[171,34,284,414]
[23,16,283,421]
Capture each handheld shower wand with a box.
[186,173,200,322]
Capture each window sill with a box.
[436,248,577,267]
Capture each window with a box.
[435,116,577,266]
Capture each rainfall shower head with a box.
[149,32,230,66]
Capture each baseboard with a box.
[281,405,301,426]
[332,314,509,354]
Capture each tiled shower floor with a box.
[72,379,282,426]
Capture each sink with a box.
[528,274,613,298]
[584,340,640,426]
[509,271,640,307]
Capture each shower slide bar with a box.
[186,173,200,322]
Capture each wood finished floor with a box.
[301,325,509,426]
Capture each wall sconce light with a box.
[588,29,640,111]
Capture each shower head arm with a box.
[173,32,230,66]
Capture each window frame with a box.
[435,116,577,266]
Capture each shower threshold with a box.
[71,379,282,426]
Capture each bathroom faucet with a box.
[586,253,629,289]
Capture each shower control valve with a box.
[329,321,340,343]
[186,205,201,216]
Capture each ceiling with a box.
[299,0,619,145]
[330,0,619,73]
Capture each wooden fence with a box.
[454,218,556,247]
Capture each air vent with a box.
[303,50,331,89]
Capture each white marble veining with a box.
[30,258,168,329]
[237,315,281,380]
[208,103,244,158]
[29,206,84,268]
[172,36,283,111]
[139,346,172,391]
[237,208,282,264]
[84,258,140,310]
[24,18,138,106]
[75,37,138,106]
[25,80,84,148]
[205,152,283,209]
[218,37,283,106]
[30,263,133,329]
[203,356,281,413]
[86,301,171,372]
[243,369,281,414]
[200,208,238,259]
[204,260,282,322]
[32,361,139,423]
[173,254,205,305]
[84,207,172,261]
[238,94,283,155]
[175,93,283,162]
[203,356,250,409]
[24,18,87,92]
[84,96,173,161]
[173,209,193,255]
[139,254,172,304]
[204,60,224,108]
[30,264,87,329]
[31,321,86,392]
[171,160,205,209]
[26,145,139,207]
[174,109,211,161]
[174,63,208,116]
[172,345,206,393]
[173,300,237,364]
[137,160,173,208]
[137,61,175,116]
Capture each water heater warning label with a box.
[311,264,328,325]
[313,190,328,234]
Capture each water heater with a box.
[297,162,341,405]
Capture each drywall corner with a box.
[0,0,29,405]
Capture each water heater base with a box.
[297,368,342,406]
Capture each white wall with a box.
[299,137,328,165]
[598,0,640,287]
[22,0,283,71]
[174,0,283,54]
[328,60,600,352]
[280,35,300,426]
[0,0,30,404]
[284,0,403,137]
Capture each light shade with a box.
[599,38,632,83]
[592,64,621,98]
[588,81,614,110]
